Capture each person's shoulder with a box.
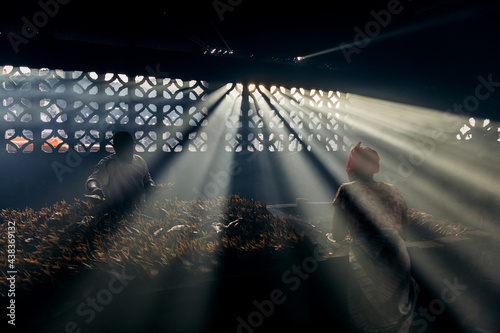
[341,181,357,188]
[376,181,399,190]
[340,181,364,191]
[382,182,403,189]
[132,154,149,168]
[375,181,396,188]
[97,153,117,165]
[337,181,357,195]
[333,181,357,205]
[133,154,147,163]
[377,182,405,196]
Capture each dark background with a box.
[1,0,499,117]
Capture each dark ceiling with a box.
[1,0,499,118]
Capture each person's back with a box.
[336,180,408,236]
[332,142,418,333]
[86,131,154,205]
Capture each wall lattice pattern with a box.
[0,65,354,155]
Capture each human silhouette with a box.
[86,131,157,205]
[331,142,419,333]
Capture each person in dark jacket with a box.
[86,131,157,205]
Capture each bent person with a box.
[332,142,419,333]
[86,131,156,205]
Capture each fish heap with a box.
[0,195,305,296]
[406,209,468,240]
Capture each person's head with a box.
[113,131,135,163]
[345,142,380,182]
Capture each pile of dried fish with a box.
[407,209,468,240]
[0,195,305,295]
[269,204,469,245]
